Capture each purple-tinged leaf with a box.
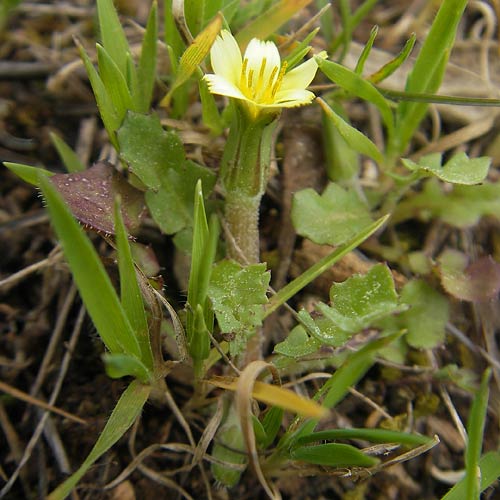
[50,161,145,235]
[439,249,500,302]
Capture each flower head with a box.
[204,30,325,119]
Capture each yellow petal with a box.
[208,376,329,419]
[210,30,242,85]
[203,74,248,101]
[279,54,324,93]
[274,88,316,106]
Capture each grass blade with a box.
[97,0,129,75]
[442,451,500,500]
[137,1,158,112]
[464,369,491,499]
[38,174,142,359]
[4,161,53,185]
[114,198,153,371]
[48,380,151,499]
[395,0,468,153]
[49,133,85,172]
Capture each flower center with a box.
[239,57,288,104]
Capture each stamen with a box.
[240,58,249,92]
[257,58,267,91]
[271,61,288,98]
[247,69,254,92]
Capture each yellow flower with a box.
[204,30,325,119]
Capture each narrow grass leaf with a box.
[48,380,151,500]
[199,78,223,135]
[114,198,153,370]
[161,13,222,107]
[97,0,129,75]
[317,98,384,164]
[464,369,491,500]
[137,1,158,112]
[442,451,500,500]
[38,175,141,359]
[396,0,468,151]
[96,44,133,120]
[261,406,284,448]
[4,162,53,185]
[297,428,432,447]
[354,25,378,75]
[265,215,389,317]
[316,59,394,137]
[291,442,379,467]
[49,133,85,172]
[208,376,328,419]
[77,42,120,147]
[292,182,372,246]
[236,0,314,49]
[368,33,416,84]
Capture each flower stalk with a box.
[220,106,277,263]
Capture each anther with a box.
[271,61,288,98]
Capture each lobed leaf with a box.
[402,152,490,185]
[208,260,270,356]
[292,182,372,246]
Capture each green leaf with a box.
[317,98,384,164]
[291,442,379,467]
[184,0,223,36]
[292,182,372,246]
[400,280,449,349]
[114,198,153,370]
[97,43,133,120]
[464,369,491,500]
[354,25,378,75]
[49,133,85,172]
[208,260,270,356]
[199,78,224,135]
[297,428,432,447]
[392,179,500,228]
[118,112,184,190]
[368,33,416,84]
[327,264,400,330]
[136,1,158,112]
[48,380,150,499]
[442,451,500,500]
[402,152,490,185]
[266,216,389,317]
[186,181,219,374]
[4,162,53,185]
[77,42,120,147]
[395,0,468,152]
[260,406,284,448]
[316,59,394,136]
[103,353,151,382]
[97,0,130,76]
[146,159,216,234]
[291,265,401,349]
[38,175,141,359]
[273,325,321,358]
[321,102,360,181]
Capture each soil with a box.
[1,1,499,499]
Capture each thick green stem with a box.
[220,106,278,264]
